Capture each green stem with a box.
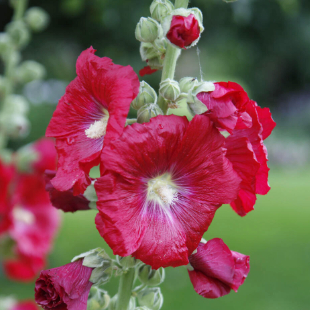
[13,0,28,21]
[158,0,189,114]
[116,268,135,310]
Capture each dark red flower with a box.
[46,47,140,195]
[12,300,38,310]
[139,66,158,77]
[4,253,45,282]
[95,115,240,269]
[197,82,276,216]
[166,14,200,49]
[188,238,250,298]
[35,259,93,310]
[45,170,91,212]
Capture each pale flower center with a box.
[13,206,35,225]
[85,110,109,139]
[147,173,178,207]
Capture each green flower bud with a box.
[0,296,16,310]
[15,60,46,84]
[179,77,198,93]
[138,265,165,286]
[88,287,110,310]
[2,94,29,115]
[159,78,180,101]
[0,33,13,56]
[131,81,157,110]
[116,255,139,269]
[140,42,161,62]
[15,143,39,173]
[6,21,30,49]
[108,295,136,310]
[135,17,163,43]
[137,287,163,310]
[135,307,151,310]
[25,7,50,32]
[150,0,174,22]
[0,113,30,138]
[137,104,163,124]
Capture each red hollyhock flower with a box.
[45,170,91,212]
[46,47,140,195]
[12,300,38,310]
[197,82,276,216]
[188,238,250,298]
[35,259,93,310]
[95,115,241,269]
[4,253,45,282]
[167,14,200,49]
[139,66,158,77]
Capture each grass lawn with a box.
[1,168,309,310]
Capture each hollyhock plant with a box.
[196,82,276,216]
[188,238,250,298]
[46,47,140,195]
[95,114,241,269]
[166,14,200,49]
[35,259,94,310]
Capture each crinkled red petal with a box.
[139,66,158,77]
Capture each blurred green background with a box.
[1,0,310,309]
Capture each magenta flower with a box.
[167,14,200,49]
[46,47,140,195]
[35,259,93,310]
[188,238,250,298]
[95,115,241,269]
[197,82,276,216]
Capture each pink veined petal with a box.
[231,251,250,292]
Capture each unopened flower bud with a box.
[132,81,157,110]
[140,42,161,61]
[0,33,13,56]
[138,265,165,286]
[6,21,30,49]
[88,287,110,310]
[137,287,163,310]
[2,94,29,115]
[135,17,163,43]
[15,60,46,84]
[150,0,174,22]
[0,113,30,138]
[187,81,215,115]
[159,78,180,101]
[25,7,50,32]
[162,8,204,49]
[179,77,198,93]
[109,295,136,310]
[116,255,139,269]
[137,104,163,124]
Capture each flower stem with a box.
[13,0,28,21]
[158,0,189,114]
[116,268,135,310]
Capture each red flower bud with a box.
[166,14,200,49]
[35,259,93,310]
[188,239,250,298]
